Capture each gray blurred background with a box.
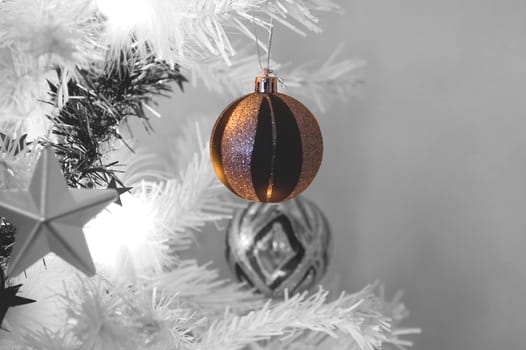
[143,1,526,349]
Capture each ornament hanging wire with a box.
[252,13,275,74]
[266,17,274,71]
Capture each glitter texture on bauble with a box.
[210,70,323,202]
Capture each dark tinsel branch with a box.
[0,133,28,156]
[0,219,15,275]
[46,52,187,188]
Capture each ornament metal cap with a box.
[255,68,278,93]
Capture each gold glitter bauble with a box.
[225,197,331,297]
[210,72,323,202]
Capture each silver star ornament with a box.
[0,148,117,277]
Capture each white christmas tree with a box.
[0,1,418,349]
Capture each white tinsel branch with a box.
[0,0,103,124]
[281,46,366,113]
[123,120,240,237]
[186,48,364,113]
[97,0,341,65]
[85,122,239,276]
[153,259,263,315]
[198,284,393,350]
[264,288,420,350]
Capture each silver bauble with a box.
[225,197,331,297]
